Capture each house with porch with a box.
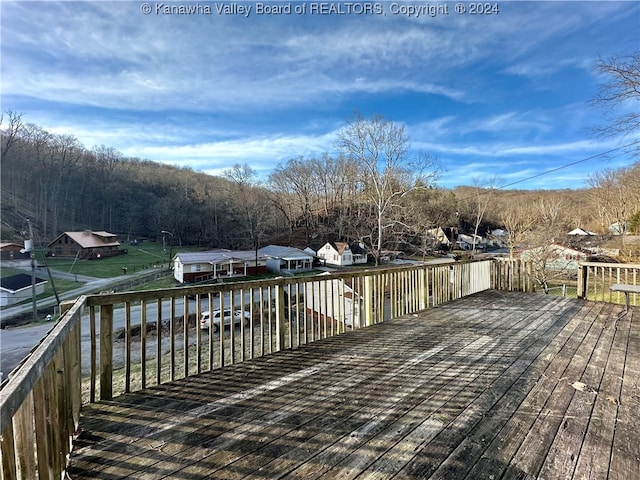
[173,249,267,283]
[47,231,121,259]
[349,242,369,265]
[259,245,314,274]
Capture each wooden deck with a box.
[67,290,639,479]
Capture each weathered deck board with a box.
[67,291,639,479]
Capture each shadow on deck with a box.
[68,290,639,479]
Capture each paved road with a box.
[0,267,169,378]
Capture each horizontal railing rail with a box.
[577,261,640,305]
[0,258,532,479]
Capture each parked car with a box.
[200,309,251,331]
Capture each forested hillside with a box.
[2,112,639,260]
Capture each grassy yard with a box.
[40,242,197,278]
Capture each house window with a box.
[193,264,202,272]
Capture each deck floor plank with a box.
[66,291,639,479]
[460,300,593,480]
[346,295,573,480]
[571,306,632,479]
[501,302,614,479]
[537,302,618,479]
[609,308,640,480]
[425,297,588,480]
[392,297,586,480]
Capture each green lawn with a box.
[41,242,199,278]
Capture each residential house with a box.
[609,222,629,235]
[519,244,589,271]
[0,243,30,262]
[426,227,451,249]
[456,234,485,251]
[568,228,598,236]
[47,231,121,259]
[316,242,353,267]
[173,249,267,283]
[259,245,315,274]
[349,242,369,264]
[1,273,47,307]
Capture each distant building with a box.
[520,244,588,271]
[317,242,353,267]
[609,222,629,235]
[0,243,29,262]
[349,242,369,264]
[47,231,121,259]
[259,245,315,274]
[426,227,451,248]
[568,228,598,236]
[0,273,47,307]
[173,249,267,283]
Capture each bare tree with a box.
[1,110,25,157]
[223,163,273,251]
[592,52,640,141]
[467,177,498,254]
[500,201,538,260]
[1,110,26,210]
[337,113,439,264]
[268,157,316,240]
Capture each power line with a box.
[494,139,639,191]
[453,139,639,204]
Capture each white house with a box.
[568,228,598,236]
[519,244,589,271]
[609,222,629,235]
[456,234,484,251]
[349,242,369,264]
[173,249,267,283]
[259,245,315,274]
[317,242,353,267]
[0,273,47,307]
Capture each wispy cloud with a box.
[2,0,637,190]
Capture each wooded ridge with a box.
[2,113,639,260]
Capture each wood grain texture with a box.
[67,291,639,479]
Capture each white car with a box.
[200,309,251,331]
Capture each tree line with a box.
[1,110,638,265]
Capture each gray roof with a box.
[259,245,314,260]
[1,273,48,292]
[174,249,266,265]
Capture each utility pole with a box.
[27,219,37,323]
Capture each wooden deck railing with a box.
[1,258,531,479]
[577,261,640,305]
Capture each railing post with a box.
[275,284,285,351]
[577,264,587,299]
[100,304,113,400]
[364,275,374,326]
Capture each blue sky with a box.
[2,1,638,189]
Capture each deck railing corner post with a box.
[99,304,114,400]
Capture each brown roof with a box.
[0,243,25,251]
[48,231,120,249]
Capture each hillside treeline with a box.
[2,112,639,259]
